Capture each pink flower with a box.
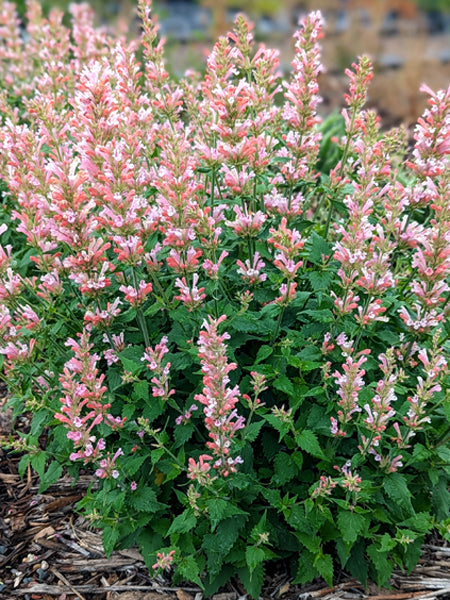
[236,252,267,285]
[152,550,176,571]
[119,280,153,307]
[193,315,245,477]
[174,273,206,311]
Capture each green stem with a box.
[130,267,150,348]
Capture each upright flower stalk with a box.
[194,315,245,478]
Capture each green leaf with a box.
[245,419,265,443]
[384,472,414,516]
[30,410,49,437]
[254,345,273,364]
[273,375,294,397]
[293,550,318,585]
[347,540,368,586]
[367,545,394,586]
[177,555,203,588]
[102,525,120,556]
[132,380,149,401]
[307,232,333,265]
[296,430,326,459]
[119,346,145,375]
[400,512,432,533]
[287,505,309,532]
[129,486,160,513]
[336,511,367,544]
[170,352,194,371]
[297,346,322,361]
[124,455,147,477]
[202,516,246,575]
[263,413,290,441]
[314,553,333,586]
[432,476,450,521]
[174,422,195,448]
[303,308,334,323]
[167,510,197,535]
[245,546,265,575]
[379,533,396,552]
[273,452,297,484]
[296,532,321,554]
[237,563,265,599]
[38,461,63,493]
[260,487,282,509]
[205,499,248,530]
[18,454,31,478]
[31,451,47,479]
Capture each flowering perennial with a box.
[0,1,448,595]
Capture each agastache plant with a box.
[0,1,448,597]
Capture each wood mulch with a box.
[1,393,449,600]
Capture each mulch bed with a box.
[1,392,449,600]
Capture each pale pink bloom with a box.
[194,315,245,477]
[119,280,153,306]
[311,475,337,498]
[226,205,267,237]
[152,550,176,571]
[236,252,267,285]
[174,273,206,311]
[202,251,229,279]
[272,281,297,305]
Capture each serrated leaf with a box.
[167,510,197,535]
[260,487,282,509]
[293,550,318,585]
[400,512,432,533]
[31,451,47,478]
[263,413,290,441]
[297,346,322,361]
[296,430,326,459]
[132,380,149,401]
[273,375,294,397]
[379,533,396,552]
[254,345,273,364]
[170,352,194,371]
[336,511,367,544]
[38,461,63,493]
[273,452,297,484]
[307,232,333,264]
[246,546,265,575]
[384,472,414,515]
[119,346,145,375]
[367,545,394,586]
[303,307,334,322]
[177,555,203,588]
[287,505,310,532]
[432,476,450,521]
[314,553,333,586]
[129,486,160,513]
[205,499,248,530]
[30,410,49,437]
[124,455,147,477]
[296,532,321,553]
[18,454,30,478]
[347,540,368,586]
[102,526,120,556]
[202,515,246,575]
[245,419,265,443]
[237,563,265,599]
[173,422,195,448]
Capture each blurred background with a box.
[11,0,450,127]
